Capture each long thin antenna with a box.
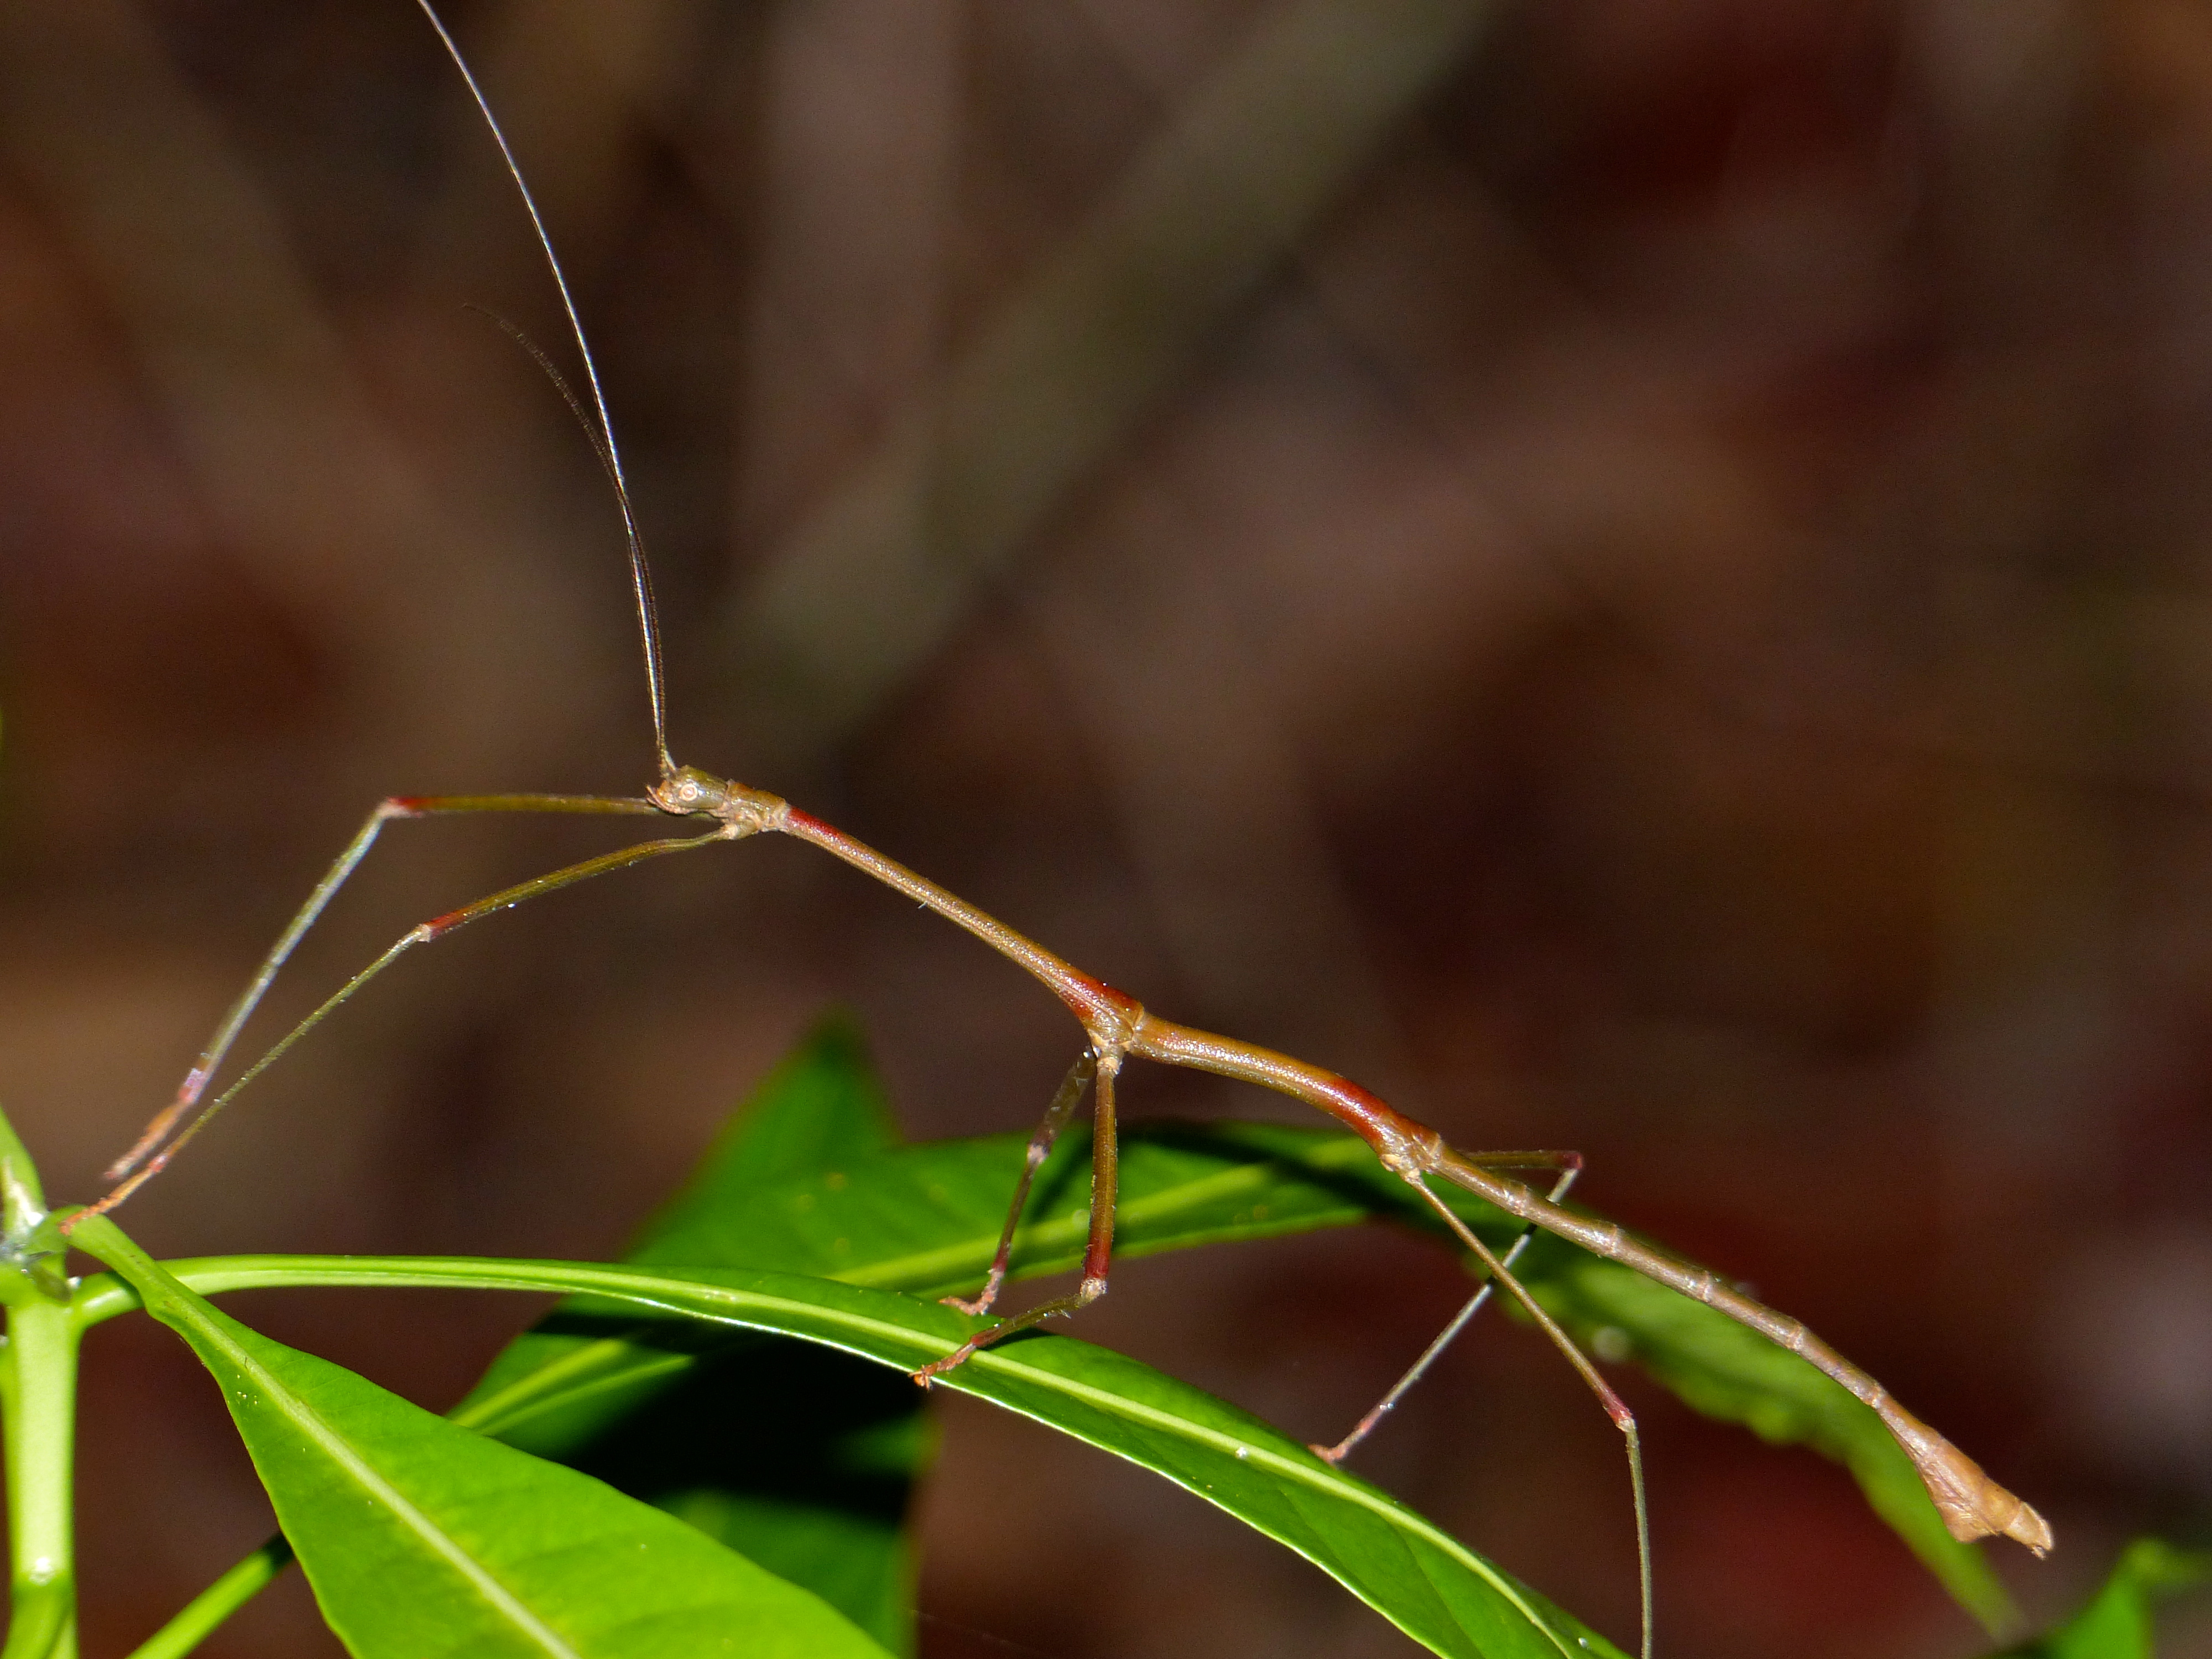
[414,0,675,776]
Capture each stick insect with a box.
[62,6,2053,1654]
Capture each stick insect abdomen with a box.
[1418,1138,2053,1553]
[1115,1009,2053,1556]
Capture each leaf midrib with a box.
[149,1258,1583,1659]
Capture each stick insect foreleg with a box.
[103,792,669,1186]
[68,800,726,1229]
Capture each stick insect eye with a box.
[654,768,727,814]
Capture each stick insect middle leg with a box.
[915,1049,1123,1385]
[941,1050,1100,1319]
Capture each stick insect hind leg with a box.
[1313,1150,1582,1467]
[1406,1171,1654,1659]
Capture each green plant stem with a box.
[0,1297,79,1659]
[0,1103,75,1659]
[121,1538,291,1659]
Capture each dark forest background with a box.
[1,1,2208,1654]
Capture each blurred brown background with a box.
[1,0,2208,1654]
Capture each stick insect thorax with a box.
[69,11,2051,1657]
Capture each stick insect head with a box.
[648,766,787,837]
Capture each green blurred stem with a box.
[121,1538,293,1659]
[0,1103,75,1659]
[0,1299,79,1659]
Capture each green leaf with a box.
[133,1083,1437,1656]
[87,1249,1629,1659]
[458,1098,2020,1632]
[460,1014,917,1455]
[91,1103,2023,1643]
[72,1217,892,1659]
[519,1015,925,1653]
[119,1021,932,1659]
[453,1118,1508,1455]
[1990,1539,2212,1659]
[638,1117,1495,1291]
[451,1119,1522,1451]
[629,1012,900,1250]
[450,1067,1480,1652]
[560,1342,927,1659]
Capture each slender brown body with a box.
[69,749,2049,1659]
[752,771,2050,1554]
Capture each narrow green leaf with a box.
[628,1013,901,1252]
[557,1341,926,1659]
[457,1105,2020,1631]
[637,1118,1490,1291]
[72,1218,891,1659]
[82,1250,1629,1659]
[1990,1539,2211,1659]
[470,1016,926,1653]
[430,1115,1456,1653]
[452,1119,1505,1455]
[114,1021,928,1659]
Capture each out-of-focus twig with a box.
[717,0,1505,762]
